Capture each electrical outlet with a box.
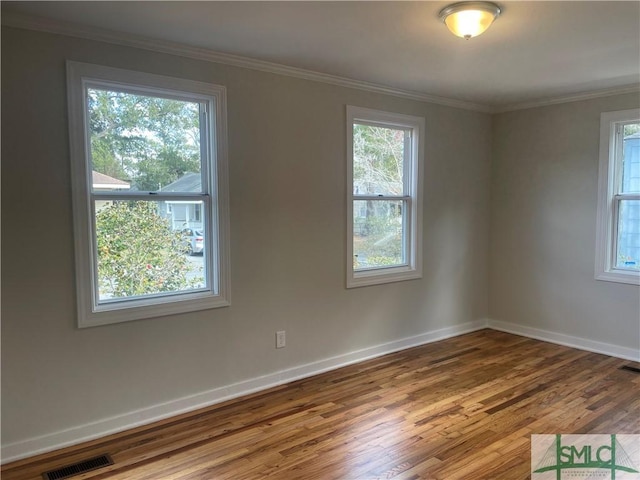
[276,330,286,349]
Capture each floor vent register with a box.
[42,454,114,480]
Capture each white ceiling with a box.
[3,1,639,110]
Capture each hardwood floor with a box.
[3,330,639,480]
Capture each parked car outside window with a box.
[182,228,204,255]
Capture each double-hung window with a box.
[346,106,424,288]
[67,62,230,327]
[595,108,640,285]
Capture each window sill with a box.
[79,292,230,328]
[595,269,640,286]
[347,267,422,288]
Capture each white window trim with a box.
[595,108,640,285]
[346,106,424,288]
[67,61,231,327]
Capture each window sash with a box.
[352,121,412,197]
[352,197,411,271]
[83,85,215,307]
[611,122,640,271]
[614,193,640,201]
[595,109,640,285]
[346,105,423,288]
[89,196,216,307]
[91,192,210,201]
[68,61,231,326]
[84,84,212,196]
[612,194,640,271]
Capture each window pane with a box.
[95,200,206,302]
[617,199,640,270]
[353,124,406,195]
[353,199,405,270]
[622,123,640,194]
[87,88,202,193]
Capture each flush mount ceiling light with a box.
[439,1,502,39]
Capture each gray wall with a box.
[490,94,640,350]
[1,27,491,448]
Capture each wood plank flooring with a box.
[3,330,639,480]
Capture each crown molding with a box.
[4,11,637,115]
[492,84,640,113]
[1,11,492,113]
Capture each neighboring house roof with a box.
[625,132,640,140]
[160,172,201,192]
[92,171,130,190]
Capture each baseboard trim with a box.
[7,319,635,463]
[1,319,487,463]
[488,319,640,362]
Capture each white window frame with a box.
[346,106,424,288]
[67,61,231,327]
[595,108,640,285]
